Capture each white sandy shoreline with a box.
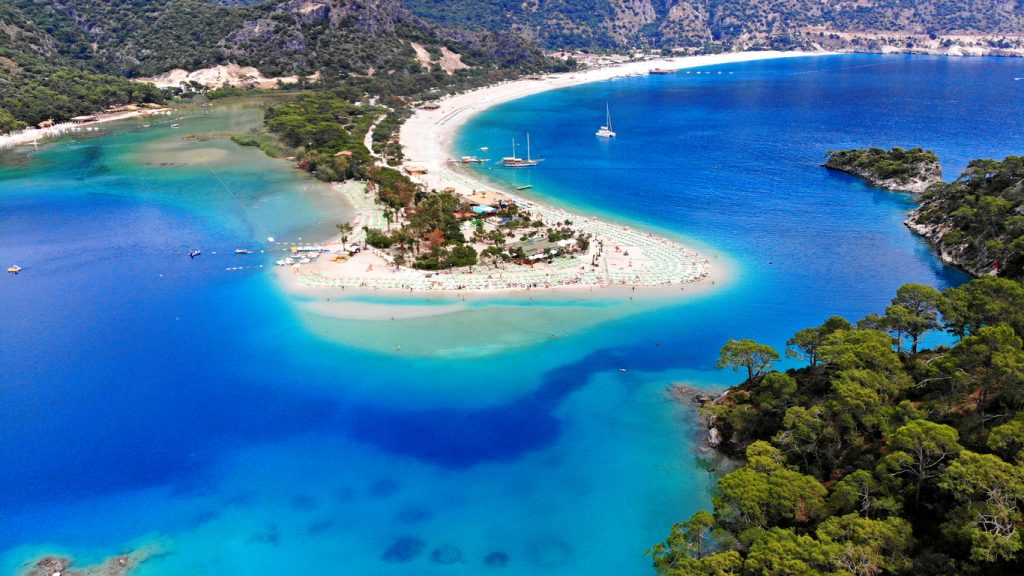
[286,51,824,300]
[0,108,173,149]
[399,50,826,195]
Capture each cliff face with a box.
[823,147,943,194]
[903,216,993,276]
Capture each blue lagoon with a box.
[2,55,1022,574]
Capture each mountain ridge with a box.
[402,0,1024,53]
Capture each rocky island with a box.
[823,146,942,194]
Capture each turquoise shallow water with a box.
[1,55,1020,574]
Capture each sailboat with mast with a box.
[596,103,616,138]
[501,133,544,167]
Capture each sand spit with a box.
[284,51,821,296]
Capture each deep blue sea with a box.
[2,55,1021,575]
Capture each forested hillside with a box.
[0,3,165,128]
[4,0,1024,129]
[7,0,552,77]
[403,0,1024,52]
[0,0,554,129]
[652,277,1024,575]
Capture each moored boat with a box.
[501,133,543,167]
[596,103,616,138]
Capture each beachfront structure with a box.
[404,165,429,176]
[71,115,97,124]
[513,238,573,263]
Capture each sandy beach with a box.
[399,50,822,195]
[284,51,821,299]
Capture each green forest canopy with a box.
[651,276,1024,575]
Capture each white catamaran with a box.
[501,133,543,167]
[596,103,616,138]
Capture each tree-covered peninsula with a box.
[251,89,592,271]
[652,276,1024,576]
[823,147,942,194]
[908,156,1024,280]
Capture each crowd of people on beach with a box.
[291,182,711,292]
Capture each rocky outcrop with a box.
[605,0,658,45]
[23,548,154,576]
[706,427,722,448]
[823,147,942,194]
[903,216,991,276]
[667,384,729,450]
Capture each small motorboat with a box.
[188,249,201,258]
[234,249,252,254]
[275,259,288,266]
[7,265,21,274]
[171,123,180,128]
